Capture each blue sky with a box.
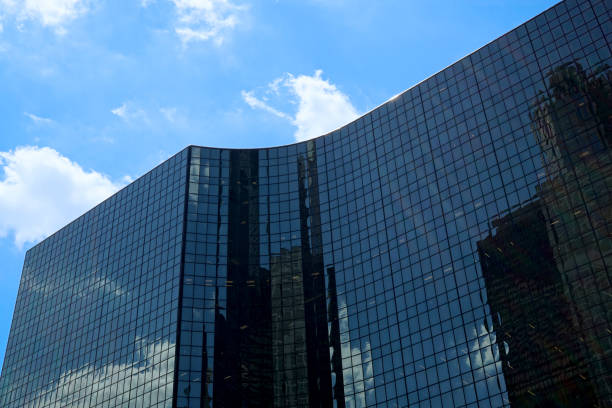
[0,0,557,370]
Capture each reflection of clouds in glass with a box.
[465,318,506,398]
[21,269,55,295]
[338,299,371,408]
[22,269,128,299]
[470,350,482,370]
[482,346,495,366]
[31,338,175,407]
[469,338,479,353]
[337,288,506,405]
[88,275,128,297]
[460,354,471,372]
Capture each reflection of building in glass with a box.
[478,201,597,407]
[1,1,611,407]
[270,246,309,406]
[210,149,274,406]
[531,61,612,405]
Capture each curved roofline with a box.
[190,0,562,151]
[23,0,563,253]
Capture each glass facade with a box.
[1,0,611,406]
[0,151,188,407]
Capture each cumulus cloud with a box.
[288,70,359,141]
[242,70,359,141]
[170,0,245,45]
[0,0,89,33]
[0,146,124,248]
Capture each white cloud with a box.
[112,103,187,128]
[267,77,283,95]
[170,0,245,45]
[110,103,128,119]
[24,111,54,125]
[0,146,124,248]
[0,0,89,33]
[159,106,178,122]
[241,90,292,120]
[111,102,149,124]
[242,70,360,142]
[288,70,359,141]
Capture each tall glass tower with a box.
[1,0,610,406]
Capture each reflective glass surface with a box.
[0,150,187,407]
[1,0,611,406]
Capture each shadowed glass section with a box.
[179,143,340,407]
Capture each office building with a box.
[1,0,610,406]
